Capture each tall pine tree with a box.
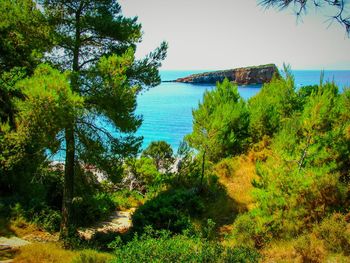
[40,0,167,237]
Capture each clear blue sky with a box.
[119,0,350,70]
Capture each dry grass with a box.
[213,154,258,240]
[1,219,111,262]
[260,236,350,263]
[9,218,41,238]
[13,243,76,263]
[261,240,302,263]
[13,243,113,263]
[214,155,257,212]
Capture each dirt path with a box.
[78,208,135,240]
[0,236,30,262]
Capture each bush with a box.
[295,234,326,263]
[248,69,298,142]
[314,213,350,254]
[111,190,144,210]
[9,201,61,233]
[132,188,204,234]
[73,193,115,227]
[186,78,250,162]
[233,213,267,248]
[32,207,61,232]
[110,228,260,263]
[214,158,236,178]
[142,141,174,171]
[71,249,112,263]
[225,246,261,263]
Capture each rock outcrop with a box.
[172,64,279,85]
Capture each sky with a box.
[119,0,350,70]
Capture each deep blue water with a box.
[136,70,350,151]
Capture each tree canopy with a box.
[186,78,249,162]
[142,141,174,171]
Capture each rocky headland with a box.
[170,64,279,85]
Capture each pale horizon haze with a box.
[119,0,350,70]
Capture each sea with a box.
[50,69,350,161]
[135,70,350,151]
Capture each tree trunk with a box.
[200,149,206,189]
[60,123,75,238]
[60,5,81,238]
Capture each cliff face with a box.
[174,64,279,85]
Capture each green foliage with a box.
[0,0,52,72]
[32,207,61,233]
[186,78,249,162]
[16,64,83,144]
[248,67,298,142]
[110,228,260,263]
[225,246,261,263]
[259,0,350,35]
[0,68,26,128]
[72,193,116,227]
[110,190,144,210]
[296,84,319,105]
[71,250,112,263]
[313,213,350,254]
[142,141,174,171]
[234,79,349,247]
[0,64,83,195]
[173,141,202,186]
[35,0,167,234]
[132,188,204,234]
[335,87,350,182]
[38,0,168,173]
[8,201,61,233]
[125,157,162,189]
[0,0,167,239]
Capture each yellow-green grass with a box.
[214,155,257,212]
[13,243,113,263]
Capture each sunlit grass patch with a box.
[214,155,257,212]
[13,243,112,263]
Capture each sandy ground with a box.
[77,209,134,240]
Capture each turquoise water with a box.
[136,70,350,150]
[51,69,350,161]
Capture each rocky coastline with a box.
[167,64,279,85]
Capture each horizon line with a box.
[160,68,350,71]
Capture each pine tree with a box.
[40,0,167,237]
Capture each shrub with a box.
[142,141,174,171]
[214,158,236,178]
[233,213,268,248]
[225,246,261,263]
[248,68,298,143]
[295,234,326,263]
[32,207,61,232]
[110,229,260,263]
[111,190,144,210]
[313,213,350,254]
[132,188,204,234]
[186,78,250,162]
[73,192,115,227]
[71,249,112,263]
